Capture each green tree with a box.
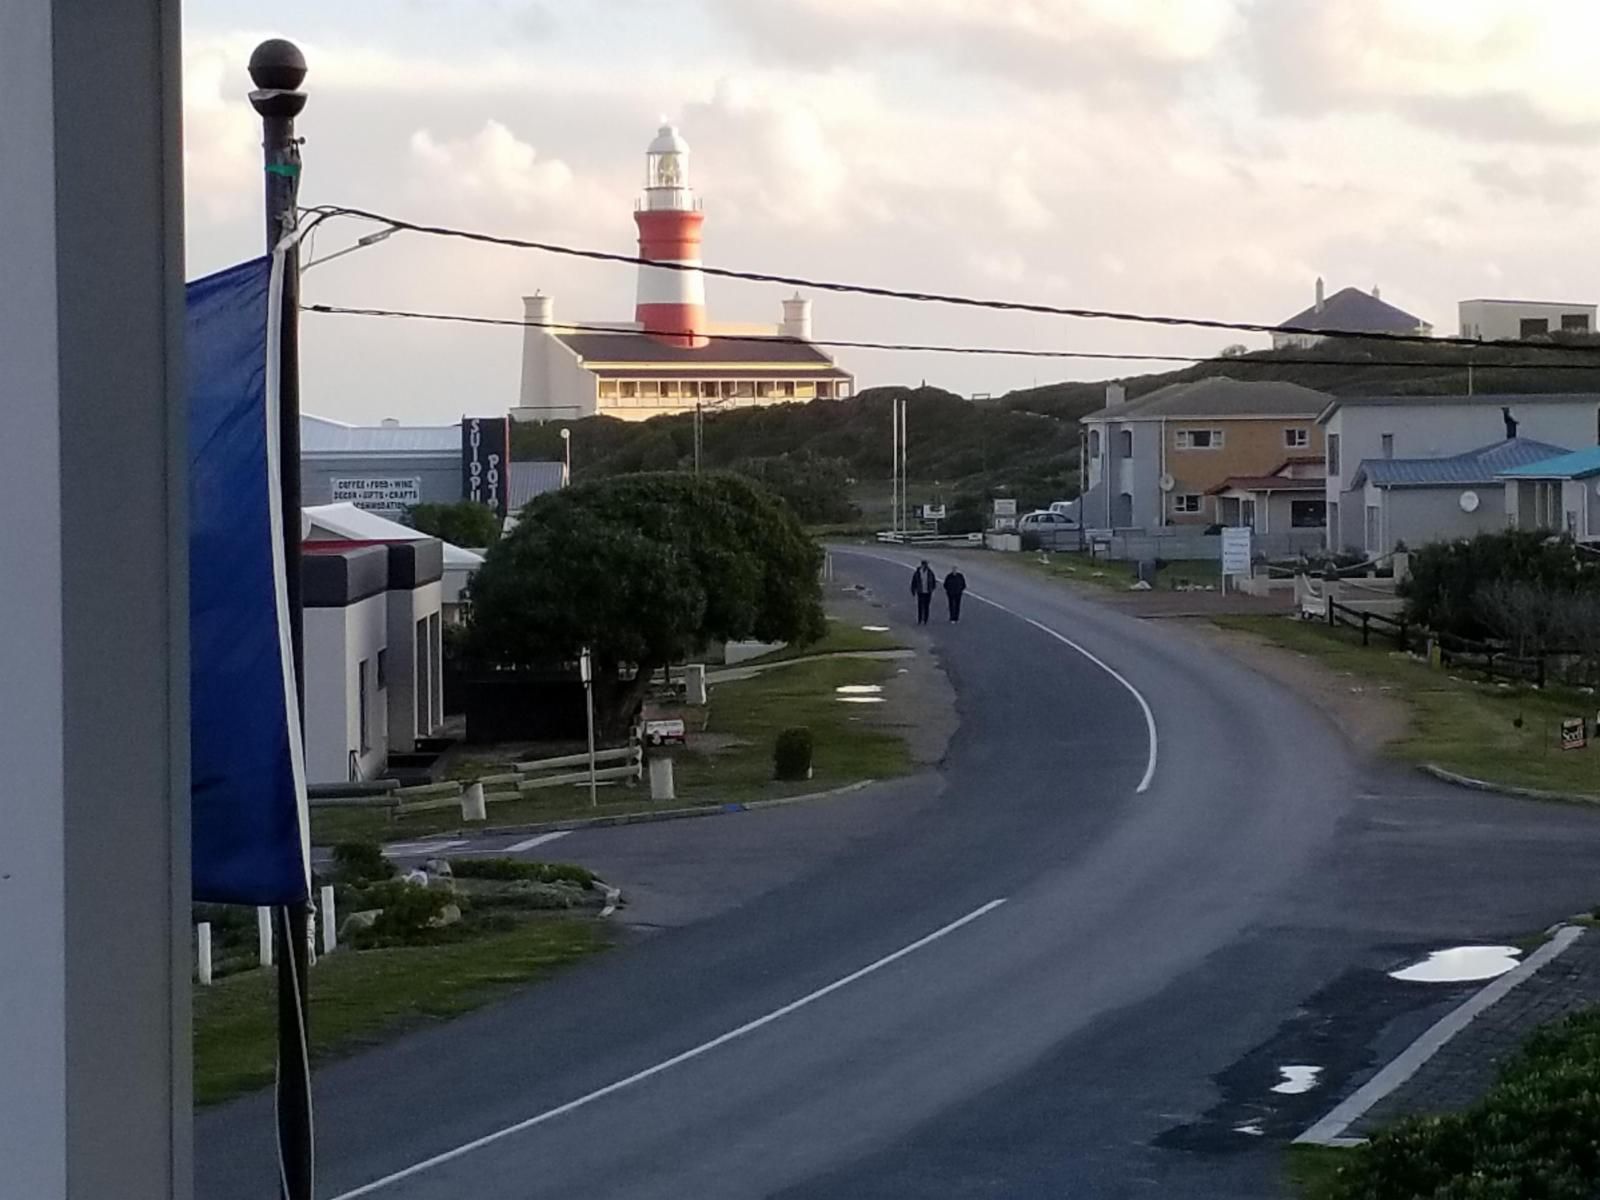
[1401,530,1598,640]
[464,472,825,733]
[402,500,501,547]
[730,452,857,524]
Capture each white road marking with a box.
[503,830,573,854]
[835,547,1159,794]
[381,839,467,858]
[329,897,1009,1199]
[598,884,621,918]
[966,593,1160,794]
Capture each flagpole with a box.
[249,39,314,1200]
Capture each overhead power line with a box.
[305,302,1600,372]
[303,204,1600,358]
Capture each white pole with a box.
[319,884,337,954]
[582,647,598,807]
[890,398,899,537]
[196,923,213,986]
[900,397,909,532]
[257,906,273,968]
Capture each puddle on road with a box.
[835,684,883,694]
[836,696,886,704]
[1270,1065,1321,1095]
[1389,945,1521,984]
[1233,1123,1265,1137]
[861,624,891,632]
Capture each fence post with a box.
[319,883,337,955]
[1361,612,1370,646]
[1326,594,1334,626]
[196,922,213,986]
[1538,655,1547,689]
[1398,618,1407,651]
[257,906,273,968]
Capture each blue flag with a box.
[189,256,309,904]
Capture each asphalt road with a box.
[198,547,1600,1199]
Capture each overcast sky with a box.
[184,0,1600,425]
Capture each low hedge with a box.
[447,857,595,888]
[1327,1006,1600,1199]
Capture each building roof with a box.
[1279,286,1428,335]
[1316,392,1600,423]
[509,461,566,509]
[1460,297,1596,308]
[597,366,853,380]
[1207,475,1325,496]
[1352,438,1571,489]
[1499,445,1600,480]
[302,503,485,567]
[1083,376,1331,421]
[301,414,459,456]
[556,329,838,367]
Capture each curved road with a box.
[199,547,1600,1198]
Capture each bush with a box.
[774,726,814,780]
[447,857,595,887]
[346,879,456,947]
[331,841,395,886]
[1328,1007,1600,1199]
[1402,531,1599,641]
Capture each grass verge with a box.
[1291,1007,1600,1199]
[194,917,609,1105]
[736,620,906,666]
[1285,1145,1356,1200]
[311,655,912,844]
[1214,614,1600,800]
[1012,552,1222,592]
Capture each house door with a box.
[1365,504,1381,553]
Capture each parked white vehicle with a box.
[1018,509,1081,548]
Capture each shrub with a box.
[346,879,456,947]
[331,840,395,886]
[1402,531,1598,641]
[774,726,814,780]
[447,857,595,887]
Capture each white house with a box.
[303,544,392,784]
[1317,393,1600,552]
[1459,299,1596,341]
[1349,438,1569,555]
[1499,446,1600,540]
[1273,279,1432,350]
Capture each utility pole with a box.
[248,38,313,1200]
[900,396,910,532]
[694,400,702,474]
[581,648,598,807]
[560,426,572,486]
[890,398,899,537]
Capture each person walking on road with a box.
[943,567,967,622]
[910,559,937,625]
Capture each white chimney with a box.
[1371,285,1381,300]
[1314,276,1325,313]
[780,292,813,341]
[1105,381,1127,407]
[524,291,554,328]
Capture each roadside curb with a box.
[1294,925,1588,1148]
[1418,763,1600,807]
[358,779,881,849]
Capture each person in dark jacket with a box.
[943,567,967,622]
[910,560,937,624]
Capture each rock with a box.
[428,903,462,928]
[422,857,453,877]
[402,868,429,887]
[339,909,380,938]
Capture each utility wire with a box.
[305,303,1600,372]
[303,205,1600,357]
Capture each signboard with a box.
[1221,526,1252,575]
[461,415,510,518]
[330,475,421,512]
[644,718,687,746]
[993,498,1018,517]
[1561,717,1586,750]
[923,504,947,521]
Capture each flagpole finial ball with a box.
[248,39,307,92]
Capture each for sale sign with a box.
[1561,717,1586,750]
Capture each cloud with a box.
[1469,158,1591,205]
[408,121,580,213]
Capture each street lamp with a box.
[559,427,571,486]
[301,225,396,272]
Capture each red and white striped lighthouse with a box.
[634,124,708,348]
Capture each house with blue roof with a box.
[1350,437,1571,554]
[1499,446,1600,540]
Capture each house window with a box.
[1175,428,1223,449]
[1242,499,1257,528]
[358,659,371,754]
[376,648,388,691]
[619,381,638,399]
[734,381,754,399]
[1381,433,1394,459]
[415,618,429,735]
[1521,317,1550,338]
[1291,499,1327,528]
[817,381,835,399]
[1088,429,1101,457]
[1119,429,1133,458]
[1284,427,1309,449]
[838,382,852,398]
[1327,433,1341,475]
[1563,313,1591,334]
[639,380,660,398]
[795,381,816,399]
[1173,494,1202,514]
[598,380,619,400]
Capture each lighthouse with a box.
[634,124,708,348]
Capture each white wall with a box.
[386,580,442,752]
[304,594,389,783]
[1366,483,1509,553]
[1459,299,1596,340]
[514,318,598,423]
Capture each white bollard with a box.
[684,663,707,707]
[648,754,676,802]
[257,906,273,968]
[196,922,213,986]
[320,884,337,955]
[461,780,487,822]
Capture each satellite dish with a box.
[1459,490,1480,513]
[1158,473,1176,493]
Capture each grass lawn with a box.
[738,620,906,666]
[1285,1145,1355,1200]
[1013,552,1222,592]
[1215,614,1600,800]
[194,917,609,1105]
[312,654,914,844]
